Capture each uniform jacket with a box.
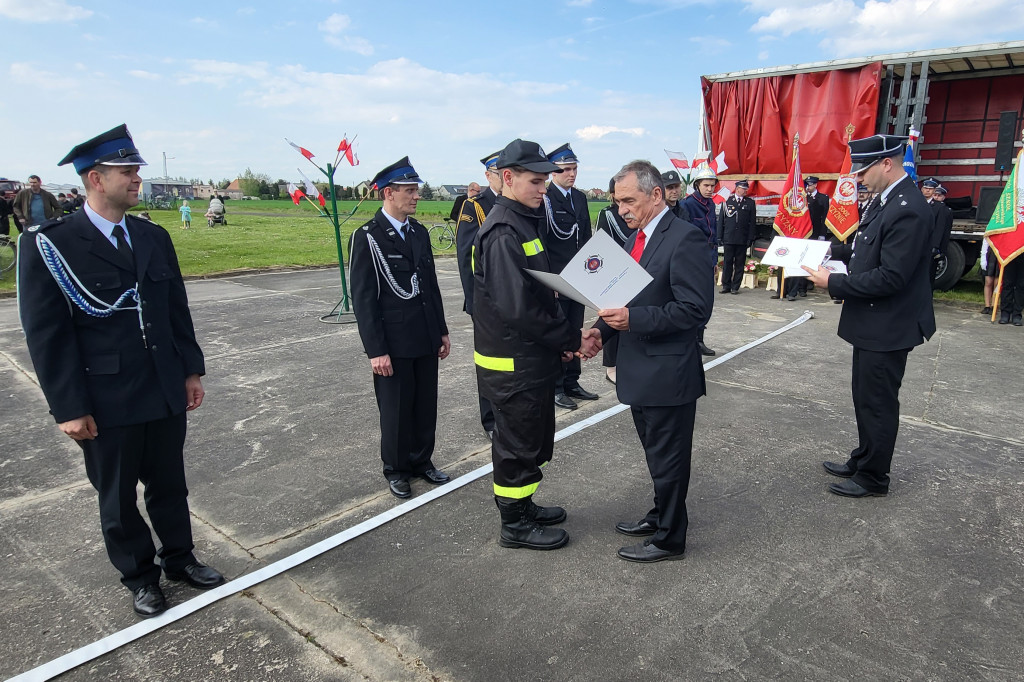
[930,201,953,254]
[13,188,63,227]
[455,187,496,315]
[473,196,581,401]
[680,194,717,248]
[349,209,448,359]
[828,176,936,352]
[543,183,592,272]
[596,204,635,248]
[18,210,205,427]
[717,195,756,245]
[596,210,714,407]
[808,191,830,239]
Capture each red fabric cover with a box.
[702,62,882,201]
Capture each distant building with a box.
[355,181,380,200]
[436,184,468,201]
[585,188,607,200]
[142,178,195,200]
[222,180,245,200]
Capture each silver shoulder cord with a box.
[543,195,577,240]
[366,232,419,300]
[605,207,630,243]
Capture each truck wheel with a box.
[933,241,965,291]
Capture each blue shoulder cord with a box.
[34,232,148,346]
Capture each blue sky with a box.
[3,0,1022,191]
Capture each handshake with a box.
[571,328,603,361]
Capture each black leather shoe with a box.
[617,539,685,563]
[698,342,716,356]
[786,293,797,301]
[822,461,855,478]
[615,519,656,537]
[1013,316,1023,326]
[565,385,599,400]
[388,479,411,499]
[981,306,992,315]
[720,287,730,294]
[770,293,781,299]
[828,479,887,498]
[165,562,226,590]
[554,393,578,410]
[998,312,1010,324]
[132,583,167,618]
[417,468,450,485]
[798,290,807,297]
[730,289,739,294]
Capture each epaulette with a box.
[25,216,65,234]
[409,216,426,230]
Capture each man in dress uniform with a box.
[544,143,598,410]
[804,134,935,497]
[455,150,503,437]
[920,177,938,203]
[717,179,756,294]
[18,124,225,618]
[929,185,953,288]
[595,160,714,562]
[680,162,718,356]
[349,157,452,500]
[473,139,600,551]
[662,170,684,218]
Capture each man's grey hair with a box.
[612,160,665,197]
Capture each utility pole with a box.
[162,152,175,179]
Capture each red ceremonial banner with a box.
[825,145,859,241]
[773,136,813,239]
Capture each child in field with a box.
[179,200,192,229]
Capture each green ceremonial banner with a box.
[985,148,1024,267]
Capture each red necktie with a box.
[630,229,646,262]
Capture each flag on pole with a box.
[713,186,732,205]
[664,150,689,171]
[286,139,315,161]
[985,136,1024,266]
[708,151,728,175]
[298,168,326,208]
[286,182,305,206]
[825,144,860,241]
[772,133,813,239]
[338,136,359,166]
[903,128,919,181]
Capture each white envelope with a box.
[525,230,653,310]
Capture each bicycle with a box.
[0,234,16,278]
[427,218,457,251]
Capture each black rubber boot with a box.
[523,497,567,526]
[495,497,569,550]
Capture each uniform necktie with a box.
[630,229,646,262]
[398,223,408,240]
[112,224,134,265]
[568,190,575,212]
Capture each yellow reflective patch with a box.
[522,238,544,256]
[471,244,475,271]
[493,481,540,499]
[474,351,514,372]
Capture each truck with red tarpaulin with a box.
[700,41,1024,289]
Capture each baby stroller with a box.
[206,197,227,227]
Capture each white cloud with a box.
[177,59,270,86]
[576,126,647,141]
[9,62,81,91]
[0,0,91,22]
[318,13,374,56]
[129,69,161,80]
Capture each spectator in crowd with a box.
[179,199,192,229]
[13,174,62,227]
[69,187,85,211]
[980,239,999,316]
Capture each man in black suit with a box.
[929,185,954,289]
[717,179,756,294]
[455,151,503,437]
[804,134,936,498]
[595,160,714,562]
[18,124,224,618]
[544,143,598,410]
[350,158,452,500]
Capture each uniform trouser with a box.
[373,354,438,481]
[79,412,195,590]
[555,297,584,392]
[846,347,910,492]
[468,314,495,432]
[999,258,1024,316]
[602,334,619,368]
[721,244,746,291]
[631,402,696,552]
[491,384,556,498]
[784,276,809,296]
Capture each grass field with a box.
[0,198,987,305]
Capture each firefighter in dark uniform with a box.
[929,184,953,288]
[17,124,225,619]
[473,139,600,550]
[717,179,756,294]
[455,150,502,437]
[680,162,718,356]
[349,157,452,500]
[662,170,685,218]
[543,143,598,410]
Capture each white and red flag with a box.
[338,137,359,166]
[664,150,689,171]
[286,183,305,206]
[286,139,315,161]
[708,150,728,175]
[713,186,732,205]
[298,169,326,207]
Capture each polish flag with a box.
[713,186,732,205]
[708,151,729,175]
[338,136,359,166]
[664,150,689,170]
[286,139,315,161]
[287,183,305,205]
[298,169,326,208]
